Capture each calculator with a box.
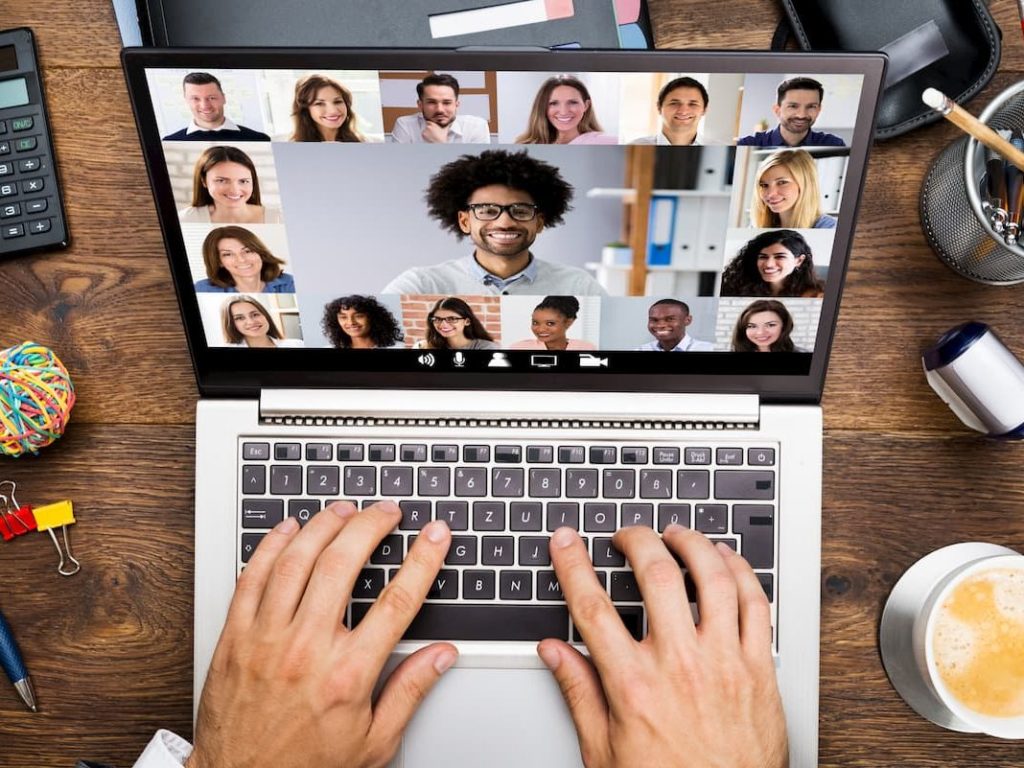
[0,27,69,258]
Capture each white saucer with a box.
[878,542,1017,732]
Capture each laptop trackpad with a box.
[396,667,584,768]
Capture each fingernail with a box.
[424,520,449,543]
[537,643,562,671]
[332,502,357,519]
[715,542,736,557]
[664,523,687,536]
[276,516,299,534]
[552,527,576,549]
[434,648,458,674]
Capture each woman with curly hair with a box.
[731,299,796,353]
[321,295,403,349]
[290,74,365,143]
[720,230,823,298]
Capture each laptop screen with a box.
[123,49,885,400]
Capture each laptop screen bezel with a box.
[122,47,886,403]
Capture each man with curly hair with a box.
[382,149,606,296]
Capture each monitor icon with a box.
[531,354,557,368]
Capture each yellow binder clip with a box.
[33,500,80,576]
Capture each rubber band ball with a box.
[0,342,77,457]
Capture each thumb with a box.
[537,639,610,766]
[370,643,458,753]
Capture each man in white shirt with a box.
[390,73,491,144]
[382,149,605,296]
[638,298,714,351]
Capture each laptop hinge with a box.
[259,389,760,430]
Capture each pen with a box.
[922,88,1024,172]
[0,607,37,712]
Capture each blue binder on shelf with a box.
[647,195,676,267]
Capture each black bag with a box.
[772,0,1002,139]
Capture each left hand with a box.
[186,501,456,768]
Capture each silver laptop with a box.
[122,47,885,768]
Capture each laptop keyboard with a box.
[239,438,778,647]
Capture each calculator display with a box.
[0,77,29,109]
[0,46,16,72]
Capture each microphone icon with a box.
[453,351,466,368]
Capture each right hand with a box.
[420,120,450,143]
[539,524,789,768]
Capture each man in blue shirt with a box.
[738,76,845,148]
[162,72,270,142]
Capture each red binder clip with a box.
[0,480,37,539]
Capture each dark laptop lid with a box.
[121,47,885,402]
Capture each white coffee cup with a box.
[880,542,1024,738]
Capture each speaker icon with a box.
[417,353,436,367]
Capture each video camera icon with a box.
[579,353,609,368]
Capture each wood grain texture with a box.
[0,0,1023,765]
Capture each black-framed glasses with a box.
[430,315,467,326]
[465,202,539,222]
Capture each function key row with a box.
[242,442,776,466]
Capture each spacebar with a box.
[352,602,571,641]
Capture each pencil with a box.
[1018,0,1024,39]
[922,88,1024,172]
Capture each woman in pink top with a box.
[509,296,596,351]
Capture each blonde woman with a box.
[749,149,836,229]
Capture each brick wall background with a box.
[400,294,502,348]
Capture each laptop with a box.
[122,47,885,768]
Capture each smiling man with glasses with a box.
[381,149,606,296]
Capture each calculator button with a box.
[2,223,25,239]
[1,203,20,218]
[0,141,9,155]
[28,219,51,234]
[0,161,12,176]
[24,198,46,213]
[0,121,6,134]
[17,157,40,173]
[0,183,14,197]
[21,178,43,193]
[11,117,33,132]
[14,137,37,152]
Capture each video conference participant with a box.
[631,76,709,146]
[195,226,295,294]
[750,149,836,229]
[638,299,713,351]
[162,72,270,142]
[321,295,403,349]
[391,74,490,144]
[731,299,798,353]
[221,296,302,348]
[413,297,498,350]
[381,150,606,296]
[738,76,845,148]
[290,74,365,143]
[179,146,283,224]
[720,230,824,298]
[509,295,596,351]
[515,75,616,146]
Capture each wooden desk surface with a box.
[0,1,1022,765]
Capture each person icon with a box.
[738,77,845,148]
[638,299,713,351]
[381,150,605,296]
[162,72,270,142]
[391,73,490,144]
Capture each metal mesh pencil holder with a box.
[921,81,1024,284]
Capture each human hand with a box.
[539,525,788,768]
[186,501,456,768]
[421,120,450,143]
